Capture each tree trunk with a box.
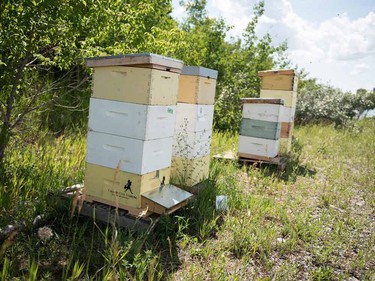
[0,123,11,168]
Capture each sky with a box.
[171,0,375,93]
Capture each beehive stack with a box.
[238,98,284,159]
[258,70,298,155]
[84,54,190,214]
[171,66,218,187]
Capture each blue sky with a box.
[172,0,375,93]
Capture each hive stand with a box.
[213,151,287,172]
[61,185,159,231]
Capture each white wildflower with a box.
[37,226,53,241]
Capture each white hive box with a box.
[86,131,173,175]
[88,98,176,140]
[238,136,280,158]
[175,103,214,132]
[86,53,183,106]
[241,98,284,122]
[173,129,212,159]
[178,66,218,105]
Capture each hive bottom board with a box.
[84,163,171,209]
[171,155,210,187]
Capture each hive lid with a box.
[181,66,218,79]
[142,184,193,210]
[258,69,295,77]
[241,98,284,105]
[85,53,184,73]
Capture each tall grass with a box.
[0,120,374,280]
[0,131,86,226]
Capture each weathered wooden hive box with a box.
[258,69,298,155]
[238,98,284,159]
[259,69,298,91]
[84,53,193,215]
[89,54,181,105]
[172,66,218,187]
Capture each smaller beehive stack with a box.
[258,70,298,155]
[238,98,284,159]
[171,66,218,187]
[84,54,192,214]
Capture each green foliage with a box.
[0,0,185,164]
[296,79,375,127]
[353,88,375,117]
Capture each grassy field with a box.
[0,119,374,280]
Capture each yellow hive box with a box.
[92,66,180,105]
[258,69,298,91]
[84,163,171,209]
[260,90,297,108]
[171,155,210,187]
[178,76,217,104]
[279,137,292,155]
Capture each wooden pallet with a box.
[238,153,287,171]
[214,151,287,171]
[61,185,159,231]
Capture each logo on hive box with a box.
[124,180,133,194]
[123,180,137,199]
[106,179,137,200]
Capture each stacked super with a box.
[171,66,218,187]
[84,54,192,215]
[258,70,298,155]
[238,98,284,160]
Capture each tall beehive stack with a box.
[84,54,192,215]
[258,70,298,155]
[238,98,284,159]
[171,66,218,187]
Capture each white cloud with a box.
[323,12,375,61]
[350,63,370,75]
[254,1,375,91]
[208,0,252,38]
[171,0,375,92]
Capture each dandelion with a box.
[37,226,53,241]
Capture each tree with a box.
[352,88,375,118]
[0,0,91,165]
[0,0,184,166]
[212,1,289,131]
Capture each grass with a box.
[0,119,374,280]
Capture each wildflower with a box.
[37,226,53,241]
